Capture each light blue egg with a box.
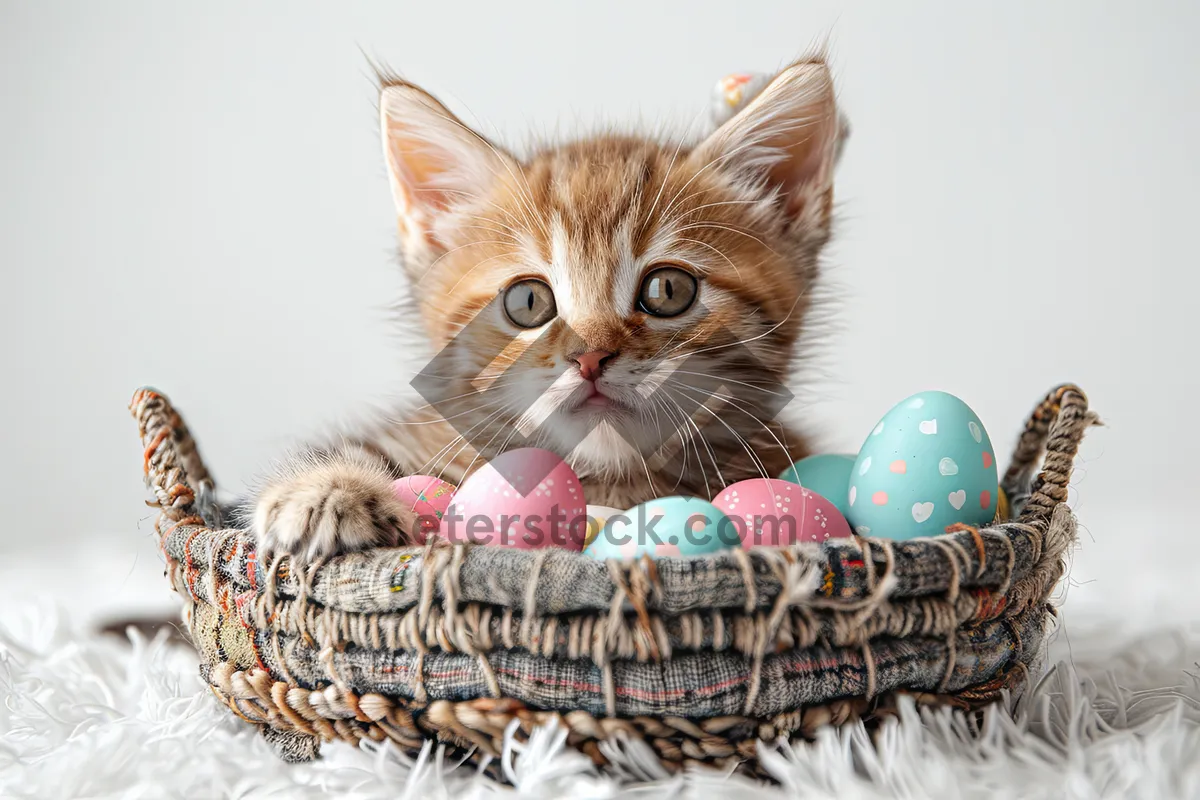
[846,391,998,540]
[779,454,856,515]
[583,496,739,560]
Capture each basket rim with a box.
[131,384,1095,620]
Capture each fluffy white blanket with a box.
[1,604,1197,799]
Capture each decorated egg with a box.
[712,478,853,547]
[584,497,737,560]
[778,454,856,515]
[391,475,456,544]
[443,448,587,550]
[583,505,624,549]
[847,391,998,540]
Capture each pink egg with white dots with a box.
[712,478,852,548]
[391,475,456,544]
[441,448,587,551]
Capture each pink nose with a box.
[570,350,614,381]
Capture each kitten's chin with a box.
[539,388,654,476]
[581,394,616,409]
[566,422,642,476]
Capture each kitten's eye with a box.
[503,279,557,328]
[638,266,698,317]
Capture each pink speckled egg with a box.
[712,478,853,548]
[391,475,456,544]
[442,448,587,550]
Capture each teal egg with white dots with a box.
[847,391,998,540]
[584,497,738,560]
[779,454,856,515]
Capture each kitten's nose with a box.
[570,350,615,381]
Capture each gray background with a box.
[2,2,1195,621]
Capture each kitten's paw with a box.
[252,452,407,561]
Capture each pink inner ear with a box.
[697,60,843,224]
[771,114,840,218]
[387,130,458,215]
[381,84,512,250]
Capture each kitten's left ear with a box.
[379,79,514,250]
[692,58,847,230]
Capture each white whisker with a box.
[667,369,790,397]
[666,378,792,466]
[676,222,780,258]
[663,289,807,362]
[677,236,742,279]
[417,239,511,282]
[665,385,770,481]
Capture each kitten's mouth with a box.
[573,382,629,414]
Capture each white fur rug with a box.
[2,598,1199,800]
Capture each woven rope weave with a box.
[129,384,1096,778]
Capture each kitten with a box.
[253,56,848,561]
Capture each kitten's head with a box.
[382,59,846,485]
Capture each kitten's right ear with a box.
[379,79,513,249]
[691,58,846,231]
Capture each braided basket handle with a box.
[1004,384,1097,525]
[130,388,218,526]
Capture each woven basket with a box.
[129,384,1096,778]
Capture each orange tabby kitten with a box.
[253,57,848,561]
